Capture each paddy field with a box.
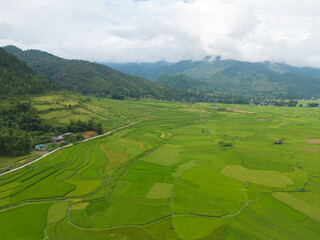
[0,100,319,239]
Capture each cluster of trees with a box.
[303,102,319,107]
[0,101,104,156]
[273,100,298,107]
[252,98,298,107]
[0,102,47,156]
[0,128,32,155]
[67,118,103,134]
[111,93,125,100]
[0,48,56,96]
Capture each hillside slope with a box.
[0,47,55,97]
[105,61,170,80]
[3,46,168,98]
[108,57,320,98]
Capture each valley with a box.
[0,100,319,239]
[1,2,320,239]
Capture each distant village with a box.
[252,99,320,107]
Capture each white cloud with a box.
[0,0,319,67]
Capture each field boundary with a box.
[0,120,141,177]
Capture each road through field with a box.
[0,120,140,177]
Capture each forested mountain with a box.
[155,74,205,90]
[105,61,170,80]
[3,46,170,98]
[0,47,56,97]
[107,57,320,99]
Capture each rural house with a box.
[34,144,48,150]
[51,132,74,143]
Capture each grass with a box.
[172,216,229,240]
[47,201,69,224]
[146,183,173,199]
[272,192,320,221]
[0,98,319,239]
[141,144,181,166]
[0,203,51,240]
[221,165,294,188]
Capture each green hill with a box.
[108,57,320,99]
[155,73,206,91]
[0,47,56,97]
[3,46,169,98]
[105,61,170,80]
[155,59,320,99]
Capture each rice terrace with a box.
[0,100,319,240]
[1,1,320,239]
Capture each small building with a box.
[63,132,73,137]
[34,144,47,150]
[51,133,75,143]
[51,135,65,143]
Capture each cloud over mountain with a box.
[1,0,319,67]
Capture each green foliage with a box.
[219,141,233,147]
[3,46,174,99]
[111,93,125,100]
[0,101,50,156]
[110,58,320,99]
[0,47,56,96]
[0,98,320,239]
[155,73,203,90]
[0,203,51,240]
[67,118,104,134]
[105,61,170,80]
[307,102,319,107]
[0,101,45,131]
[0,128,32,155]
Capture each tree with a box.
[96,123,103,134]
[0,128,32,156]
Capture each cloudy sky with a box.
[0,0,319,67]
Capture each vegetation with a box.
[303,102,320,107]
[252,99,298,107]
[155,73,203,90]
[105,61,170,80]
[1,45,320,240]
[3,46,176,99]
[0,128,32,156]
[0,97,101,157]
[108,58,320,99]
[0,48,56,96]
[0,102,49,156]
[0,101,319,239]
[67,119,103,134]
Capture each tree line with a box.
[0,101,104,156]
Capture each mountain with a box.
[0,47,56,97]
[104,61,170,80]
[107,57,320,99]
[155,74,206,91]
[264,62,320,78]
[158,60,320,98]
[3,46,169,98]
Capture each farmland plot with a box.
[0,101,319,239]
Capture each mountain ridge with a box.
[3,46,170,99]
[0,47,56,97]
[105,57,320,99]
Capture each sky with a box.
[0,0,320,68]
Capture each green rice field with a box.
[0,100,319,239]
